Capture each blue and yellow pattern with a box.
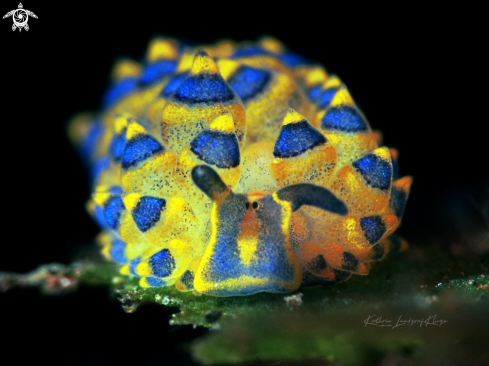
[69,37,412,296]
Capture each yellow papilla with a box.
[93,192,111,206]
[122,193,141,211]
[216,59,240,80]
[147,39,178,62]
[120,265,131,275]
[343,218,365,251]
[135,262,152,277]
[373,146,392,162]
[323,75,342,89]
[259,37,284,53]
[209,112,235,133]
[111,59,141,81]
[176,52,195,73]
[282,108,306,126]
[191,50,220,75]
[304,67,328,87]
[329,86,355,108]
[126,121,147,140]
[113,114,129,134]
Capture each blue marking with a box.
[389,187,407,218]
[190,130,240,169]
[94,205,108,229]
[160,73,186,97]
[360,216,386,244]
[130,258,141,276]
[109,186,123,194]
[80,121,103,164]
[228,66,271,102]
[103,77,137,108]
[309,255,328,272]
[342,252,358,271]
[103,196,125,230]
[318,88,338,109]
[352,153,392,191]
[321,106,368,132]
[231,46,270,59]
[121,134,164,170]
[109,129,127,162]
[386,235,402,257]
[132,196,166,232]
[371,244,384,260]
[90,157,109,184]
[173,74,235,104]
[148,249,175,277]
[278,52,310,67]
[180,270,194,289]
[145,277,167,287]
[308,85,322,101]
[110,239,127,264]
[391,156,400,180]
[208,235,242,279]
[273,120,326,158]
[140,60,177,86]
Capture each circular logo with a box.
[12,9,27,27]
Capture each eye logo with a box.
[3,3,37,32]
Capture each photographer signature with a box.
[364,314,448,329]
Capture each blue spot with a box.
[149,249,175,277]
[309,255,328,272]
[231,46,270,59]
[342,252,358,271]
[371,244,384,260]
[389,187,407,218]
[90,157,110,184]
[103,78,137,108]
[308,85,322,101]
[352,153,392,191]
[180,270,194,289]
[391,156,400,180]
[130,258,141,276]
[109,186,123,194]
[132,196,166,232]
[208,235,242,279]
[121,134,164,170]
[145,277,167,287]
[80,122,103,164]
[190,130,240,168]
[360,216,386,244]
[228,66,271,102]
[103,196,125,230]
[278,52,310,67]
[94,205,108,229]
[318,88,338,109]
[321,106,368,132]
[386,235,402,257]
[109,129,127,162]
[160,73,186,97]
[110,239,127,264]
[174,74,235,104]
[140,60,177,86]
[273,120,326,158]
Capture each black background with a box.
[1,3,486,365]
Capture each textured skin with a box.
[69,37,412,296]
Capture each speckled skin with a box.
[69,37,412,296]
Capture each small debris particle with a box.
[205,309,223,323]
[284,293,303,308]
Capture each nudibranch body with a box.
[69,37,412,296]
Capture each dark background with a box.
[1,3,486,365]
